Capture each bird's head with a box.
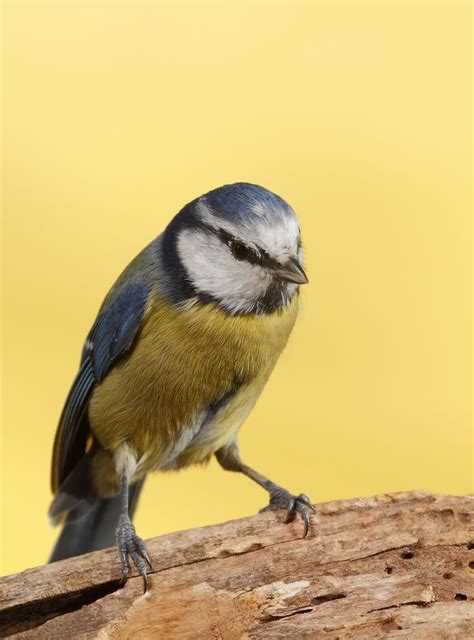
[162,182,307,315]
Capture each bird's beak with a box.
[274,258,309,285]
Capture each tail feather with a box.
[49,478,145,562]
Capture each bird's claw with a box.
[116,514,152,591]
[260,488,315,537]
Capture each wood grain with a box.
[0,491,472,638]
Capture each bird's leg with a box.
[215,443,315,537]
[115,473,151,590]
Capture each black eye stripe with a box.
[215,228,280,268]
[229,239,259,263]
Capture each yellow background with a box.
[2,1,472,576]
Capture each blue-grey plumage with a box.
[49,182,311,586]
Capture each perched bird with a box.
[49,182,312,587]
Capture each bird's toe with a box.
[116,515,152,591]
[262,487,315,537]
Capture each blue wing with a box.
[51,280,149,492]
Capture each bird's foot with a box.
[116,514,152,591]
[260,485,315,537]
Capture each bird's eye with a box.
[229,239,256,262]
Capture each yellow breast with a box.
[88,291,298,494]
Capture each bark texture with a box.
[0,491,472,639]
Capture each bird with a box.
[49,182,312,588]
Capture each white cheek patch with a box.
[177,229,271,314]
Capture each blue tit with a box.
[49,182,311,587]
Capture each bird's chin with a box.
[272,277,298,294]
[248,279,298,315]
[280,280,299,303]
[285,281,299,296]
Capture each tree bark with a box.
[0,491,472,639]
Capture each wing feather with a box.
[51,280,149,492]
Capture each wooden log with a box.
[0,491,472,639]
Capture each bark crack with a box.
[367,599,434,613]
[0,580,122,638]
